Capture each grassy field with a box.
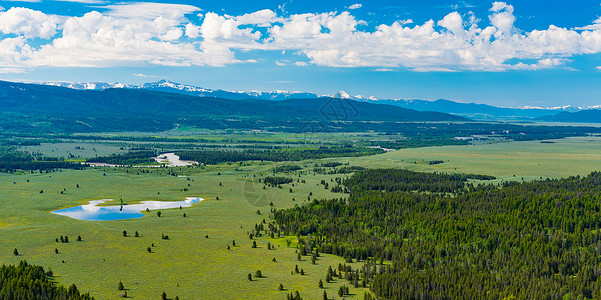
[2,136,601,299]
[0,161,367,299]
[341,136,601,182]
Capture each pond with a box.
[51,197,204,221]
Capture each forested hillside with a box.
[275,169,601,299]
[0,261,94,299]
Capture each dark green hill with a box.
[0,80,467,133]
[537,109,601,123]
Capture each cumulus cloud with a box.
[236,9,282,26]
[0,7,59,39]
[2,2,601,72]
[348,4,362,10]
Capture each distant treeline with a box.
[0,261,94,299]
[176,147,383,165]
[263,176,294,186]
[0,151,85,173]
[344,169,470,193]
[272,165,302,173]
[86,150,157,165]
[274,169,601,299]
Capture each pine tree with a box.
[118,281,124,291]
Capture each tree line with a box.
[176,146,383,165]
[274,169,601,299]
[0,261,94,299]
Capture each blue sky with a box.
[1,0,601,107]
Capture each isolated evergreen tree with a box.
[118,281,124,291]
[248,273,252,281]
[252,241,257,248]
[157,211,162,217]
[161,291,167,300]
[13,248,18,256]
[77,235,82,241]
[255,270,262,278]
[122,230,127,237]
[147,247,152,253]
[319,279,324,288]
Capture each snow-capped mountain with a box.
[42,81,136,90]
[38,80,600,121]
[41,80,319,101]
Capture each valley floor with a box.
[1,136,600,299]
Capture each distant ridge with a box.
[537,109,601,123]
[0,80,467,133]
[42,80,320,101]
[38,80,600,121]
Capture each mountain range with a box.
[40,80,601,121]
[0,80,466,133]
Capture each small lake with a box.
[51,197,204,221]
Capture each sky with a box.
[0,0,601,108]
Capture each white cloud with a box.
[489,2,515,36]
[0,67,26,73]
[185,23,200,38]
[348,4,362,10]
[575,17,601,31]
[103,2,200,20]
[0,7,59,39]
[236,9,282,26]
[133,73,158,77]
[2,3,601,71]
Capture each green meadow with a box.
[343,136,601,181]
[1,136,601,299]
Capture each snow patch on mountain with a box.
[39,80,600,113]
